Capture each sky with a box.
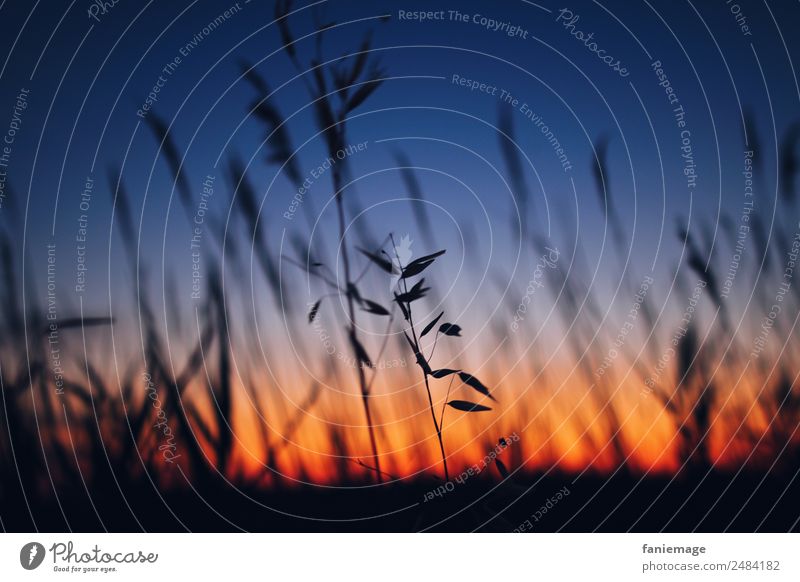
[1,0,799,478]
[1,0,797,297]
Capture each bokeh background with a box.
[1,0,799,531]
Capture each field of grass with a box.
[1,0,799,533]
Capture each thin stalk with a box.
[392,235,449,481]
[427,333,440,361]
[335,170,382,483]
[365,312,396,394]
[439,374,456,429]
[422,368,449,482]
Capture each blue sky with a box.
[1,0,798,334]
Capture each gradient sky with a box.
[1,0,799,477]
[2,0,797,279]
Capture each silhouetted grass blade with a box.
[780,123,800,202]
[591,135,611,217]
[275,0,298,64]
[395,278,429,303]
[439,323,462,337]
[358,247,394,273]
[345,73,384,114]
[415,352,433,376]
[430,368,460,379]
[459,372,495,401]
[420,311,444,337]
[395,293,410,320]
[308,299,322,323]
[495,458,510,478]
[361,299,390,316]
[350,333,373,368]
[447,400,492,412]
[145,114,193,215]
[401,250,446,278]
[49,317,113,333]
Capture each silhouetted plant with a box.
[263,0,388,481]
[358,234,496,481]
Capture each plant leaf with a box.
[347,283,364,305]
[401,261,432,278]
[415,352,432,376]
[357,247,393,273]
[56,317,114,331]
[447,400,492,412]
[361,299,390,316]
[308,299,322,323]
[430,368,460,379]
[395,278,429,303]
[346,75,384,113]
[420,311,444,337]
[459,372,495,401]
[350,333,372,368]
[439,323,462,336]
[395,293,410,320]
[401,249,446,278]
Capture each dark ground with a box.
[3,468,798,532]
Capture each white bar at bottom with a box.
[1,533,796,580]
